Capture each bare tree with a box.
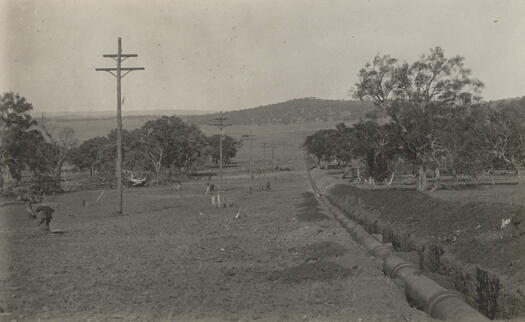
[37,119,78,181]
[483,109,525,183]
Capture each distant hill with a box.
[32,108,213,121]
[486,96,525,111]
[183,98,375,125]
[41,98,375,141]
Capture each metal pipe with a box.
[306,162,489,321]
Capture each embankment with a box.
[309,167,525,320]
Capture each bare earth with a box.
[0,170,432,321]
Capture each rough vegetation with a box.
[304,47,525,191]
[0,95,242,194]
[185,98,374,125]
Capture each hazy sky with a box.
[1,0,525,113]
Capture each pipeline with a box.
[306,164,489,321]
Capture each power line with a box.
[95,37,144,215]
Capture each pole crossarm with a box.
[103,54,138,58]
[241,134,256,141]
[95,67,145,78]
[209,123,232,129]
[95,67,145,71]
[209,117,232,130]
[260,142,275,148]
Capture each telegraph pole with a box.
[96,37,144,215]
[209,113,231,191]
[261,142,275,165]
[261,142,269,162]
[261,141,276,174]
[271,139,275,169]
[241,133,256,180]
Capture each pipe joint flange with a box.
[371,244,392,257]
[388,262,418,278]
[425,289,465,316]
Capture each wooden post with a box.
[219,127,223,191]
[116,37,123,214]
[241,133,256,180]
[209,113,231,192]
[96,37,144,215]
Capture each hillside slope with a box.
[47,98,375,141]
[183,98,374,125]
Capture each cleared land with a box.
[7,115,524,320]
[0,167,432,321]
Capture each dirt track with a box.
[0,170,432,321]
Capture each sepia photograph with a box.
[1,0,525,321]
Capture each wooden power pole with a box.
[209,113,231,192]
[241,133,256,180]
[261,142,275,166]
[96,37,144,215]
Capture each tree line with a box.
[0,93,241,187]
[304,47,525,190]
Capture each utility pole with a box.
[209,113,231,191]
[260,141,275,173]
[271,139,275,169]
[261,142,269,162]
[241,133,256,180]
[96,37,144,215]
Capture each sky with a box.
[1,0,525,113]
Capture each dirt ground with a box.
[0,169,432,321]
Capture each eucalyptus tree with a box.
[0,92,45,183]
[354,47,484,190]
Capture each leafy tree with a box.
[137,116,208,180]
[439,105,489,178]
[0,92,43,183]
[303,129,339,166]
[103,129,145,177]
[353,47,484,190]
[482,106,525,183]
[4,129,47,182]
[332,123,355,167]
[137,119,171,185]
[352,121,400,182]
[207,135,242,166]
[70,136,111,176]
